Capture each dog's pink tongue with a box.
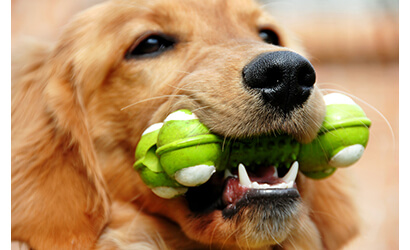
[252,165,281,183]
[222,166,284,207]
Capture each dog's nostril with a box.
[242,51,316,112]
[297,61,316,88]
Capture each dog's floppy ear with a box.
[11,39,110,249]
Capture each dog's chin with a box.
[225,189,303,247]
[180,165,303,247]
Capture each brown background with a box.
[11,0,399,249]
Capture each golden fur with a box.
[11,0,359,249]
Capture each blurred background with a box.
[11,0,399,249]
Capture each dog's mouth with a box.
[137,109,309,220]
[185,161,300,217]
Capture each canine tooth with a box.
[273,167,278,178]
[238,164,252,187]
[282,161,299,185]
[224,169,234,179]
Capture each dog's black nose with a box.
[242,51,316,113]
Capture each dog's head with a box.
[47,0,330,248]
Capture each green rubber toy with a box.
[134,123,188,198]
[134,93,371,198]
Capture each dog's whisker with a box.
[209,220,223,249]
[237,236,247,250]
[190,106,211,114]
[221,135,229,152]
[163,93,198,114]
[221,224,242,249]
[266,225,282,247]
[164,83,195,92]
[171,67,209,79]
[128,194,142,203]
[317,82,350,93]
[310,210,341,221]
[299,218,317,243]
[120,95,185,111]
[173,70,194,75]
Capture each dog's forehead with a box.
[141,0,263,21]
[63,0,283,54]
[110,0,274,38]
[56,0,290,85]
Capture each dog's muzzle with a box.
[242,51,316,113]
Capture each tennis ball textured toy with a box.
[134,123,188,198]
[155,110,223,187]
[134,93,371,198]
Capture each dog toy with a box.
[134,93,371,198]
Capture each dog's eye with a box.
[126,34,175,59]
[259,29,280,46]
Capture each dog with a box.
[11,0,360,249]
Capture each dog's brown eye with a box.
[126,34,175,59]
[259,29,280,46]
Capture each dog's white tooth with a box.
[251,182,259,189]
[260,183,272,189]
[238,163,252,187]
[282,161,299,184]
[250,182,268,189]
[224,169,234,179]
[273,167,278,178]
[285,182,294,188]
[272,182,287,189]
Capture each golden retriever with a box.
[11,0,359,249]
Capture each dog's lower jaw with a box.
[228,206,324,250]
[224,200,305,248]
[172,199,309,249]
